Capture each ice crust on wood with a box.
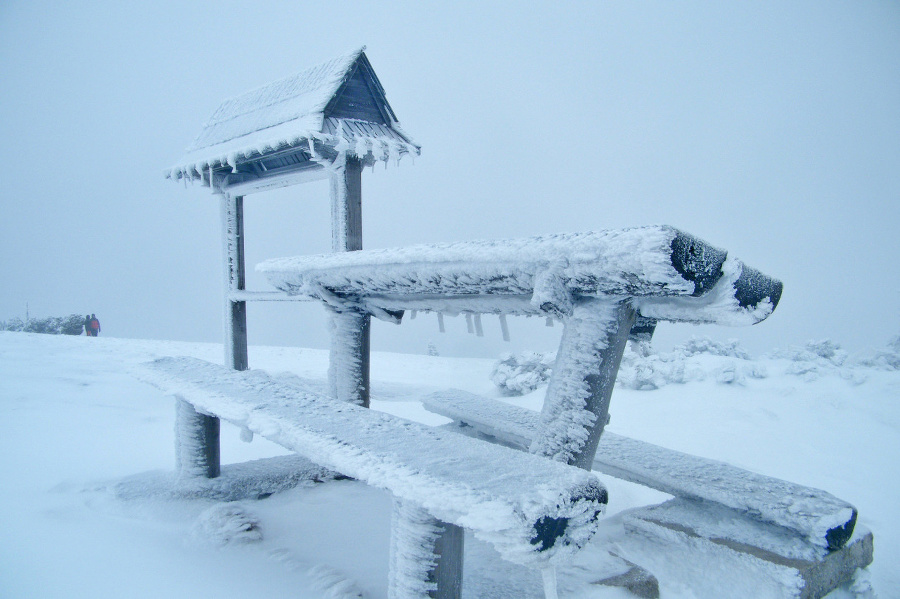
[529,300,631,467]
[137,357,607,566]
[388,499,444,598]
[257,226,782,327]
[421,390,857,551]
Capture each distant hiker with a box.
[84,315,92,336]
[89,314,101,337]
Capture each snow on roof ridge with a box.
[184,46,366,154]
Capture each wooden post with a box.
[389,497,464,599]
[175,398,220,479]
[531,299,636,470]
[329,155,370,406]
[174,192,249,480]
[223,194,249,371]
[327,306,371,408]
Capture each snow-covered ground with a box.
[0,331,897,598]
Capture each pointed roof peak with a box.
[168,47,418,183]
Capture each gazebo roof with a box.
[167,47,419,191]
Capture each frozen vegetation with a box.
[0,330,897,598]
[490,335,900,394]
[1,313,85,335]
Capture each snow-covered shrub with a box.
[856,335,900,371]
[768,339,849,380]
[676,336,750,359]
[617,336,761,390]
[617,349,692,390]
[191,502,262,546]
[5,314,84,335]
[490,352,555,395]
[1,317,25,332]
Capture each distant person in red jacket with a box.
[89,314,101,337]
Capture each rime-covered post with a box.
[222,194,249,371]
[389,498,464,599]
[531,299,636,470]
[174,192,248,480]
[328,155,370,407]
[174,398,220,479]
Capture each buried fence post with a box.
[531,299,636,470]
[389,497,464,599]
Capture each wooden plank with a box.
[421,391,859,551]
[139,356,608,564]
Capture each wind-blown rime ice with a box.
[257,226,782,327]
[138,357,607,566]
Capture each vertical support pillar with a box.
[389,497,464,599]
[222,194,249,371]
[175,398,220,479]
[327,306,370,408]
[175,192,248,480]
[531,299,636,470]
[329,155,370,407]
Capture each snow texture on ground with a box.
[0,331,896,598]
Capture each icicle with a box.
[546,317,555,327]
[474,313,484,337]
[240,426,254,443]
[410,310,417,320]
[465,313,474,334]
[437,312,445,333]
[541,567,559,599]
[499,314,510,342]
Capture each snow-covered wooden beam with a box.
[421,389,859,553]
[138,357,608,569]
[257,226,783,327]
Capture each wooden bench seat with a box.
[421,389,858,551]
[138,356,608,572]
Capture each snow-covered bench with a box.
[251,226,873,595]
[258,225,783,470]
[139,356,607,598]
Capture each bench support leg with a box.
[532,299,636,470]
[389,498,464,599]
[327,307,370,407]
[175,398,220,479]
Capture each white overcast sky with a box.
[1,1,898,358]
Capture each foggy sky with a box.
[2,1,898,359]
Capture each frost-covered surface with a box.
[167,47,418,181]
[258,226,781,327]
[138,355,606,566]
[530,300,630,466]
[422,388,857,551]
[1,331,897,597]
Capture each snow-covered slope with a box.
[0,331,895,597]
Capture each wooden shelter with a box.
[167,47,418,475]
